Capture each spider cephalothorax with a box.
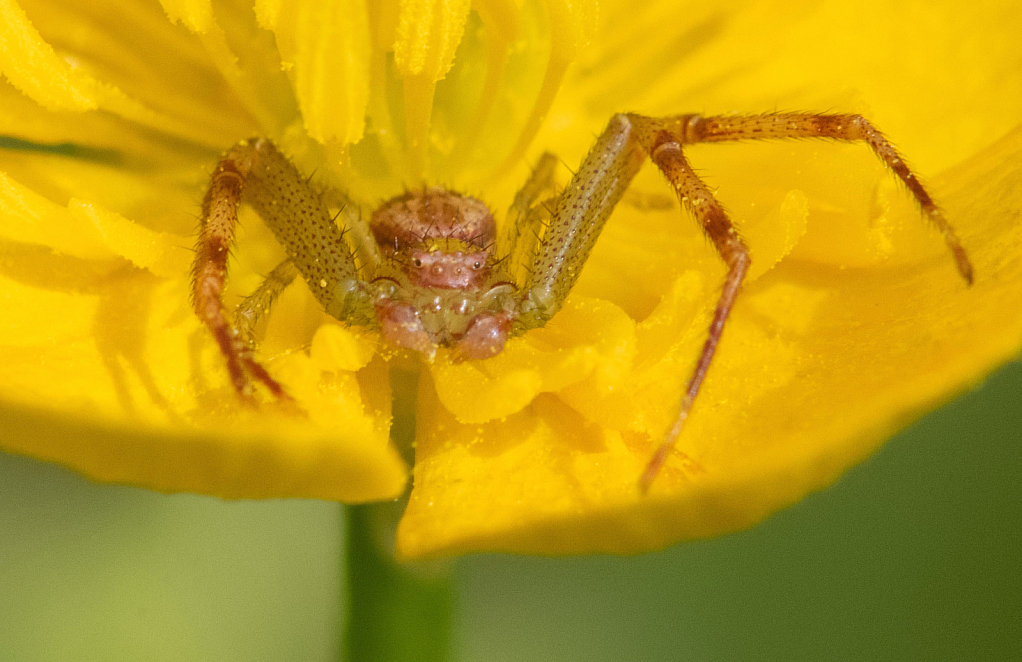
[367,188,517,361]
[192,113,972,489]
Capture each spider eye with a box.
[412,258,422,267]
[472,261,482,270]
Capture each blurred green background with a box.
[2,361,1020,661]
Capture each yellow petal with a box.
[430,295,636,423]
[158,0,213,33]
[0,81,215,169]
[268,0,372,144]
[6,0,260,144]
[162,0,301,137]
[0,170,115,259]
[0,0,99,110]
[472,0,522,42]
[0,264,408,501]
[393,0,472,81]
[490,0,597,174]
[310,323,379,373]
[70,200,192,278]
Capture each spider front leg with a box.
[517,114,736,492]
[192,139,373,402]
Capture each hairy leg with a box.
[234,259,299,344]
[516,114,742,489]
[652,112,973,283]
[622,115,751,490]
[191,143,288,400]
[192,139,372,400]
[239,139,372,324]
[520,116,646,327]
[628,112,974,489]
[528,112,971,490]
[501,152,560,288]
[519,114,745,489]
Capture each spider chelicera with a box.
[192,112,973,490]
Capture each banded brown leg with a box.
[625,112,972,489]
[627,116,751,491]
[191,143,289,401]
[670,112,973,283]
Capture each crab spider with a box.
[192,112,973,490]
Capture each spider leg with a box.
[501,152,560,288]
[233,258,299,345]
[625,112,974,489]
[523,112,969,491]
[239,140,374,323]
[513,114,747,490]
[626,115,751,491]
[662,112,973,283]
[518,115,646,328]
[192,146,265,401]
[192,139,373,401]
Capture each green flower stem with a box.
[343,503,454,662]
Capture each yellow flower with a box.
[1,0,1020,559]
